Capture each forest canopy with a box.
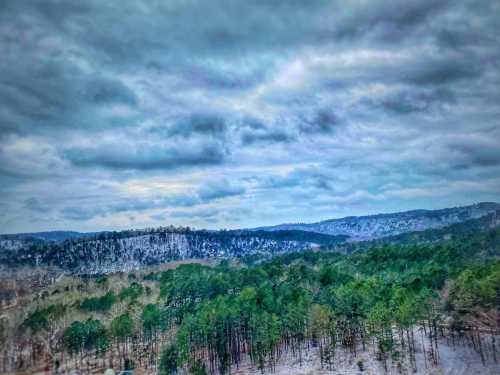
[8,226,500,374]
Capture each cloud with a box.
[446,136,500,169]
[24,197,51,213]
[0,57,139,135]
[55,180,245,222]
[1,0,500,232]
[299,109,341,134]
[197,180,246,202]
[170,207,219,219]
[259,167,340,193]
[64,141,227,171]
[239,116,296,145]
[58,195,197,222]
[81,76,138,106]
[334,0,449,41]
[366,88,456,114]
[241,130,295,145]
[162,113,228,138]
[406,59,481,86]
[62,206,102,221]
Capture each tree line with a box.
[2,226,499,374]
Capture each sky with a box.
[1,0,499,234]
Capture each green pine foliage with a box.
[14,226,499,374]
[62,318,109,355]
[449,262,500,313]
[79,291,116,312]
[111,312,135,340]
[22,304,66,333]
[119,282,144,302]
[155,229,499,374]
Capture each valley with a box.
[1,204,499,374]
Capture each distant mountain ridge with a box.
[0,231,97,242]
[1,202,498,274]
[253,202,500,240]
[338,211,500,253]
[3,202,498,243]
[0,229,346,274]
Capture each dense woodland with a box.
[1,225,499,374]
[0,228,348,275]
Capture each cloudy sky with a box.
[1,0,499,234]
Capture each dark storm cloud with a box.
[446,138,500,169]
[173,63,269,91]
[63,142,227,171]
[1,0,446,63]
[238,116,296,145]
[335,0,449,41]
[242,117,266,130]
[0,0,488,137]
[241,130,295,145]
[197,180,246,202]
[167,114,228,138]
[406,59,482,86]
[0,0,331,73]
[0,59,138,135]
[435,29,486,50]
[367,88,456,114]
[299,109,341,134]
[0,0,455,101]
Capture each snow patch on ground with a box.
[233,336,500,375]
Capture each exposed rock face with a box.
[255,202,500,240]
[0,230,328,274]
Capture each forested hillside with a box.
[334,211,500,253]
[256,202,500,239]
[0,228,346,274]
[1,225,499,374]
[2,205,497,276]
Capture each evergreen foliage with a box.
[79,291,116,312]
[22,304,66,333]
[62,319,109,355]
[11,225,500,374]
